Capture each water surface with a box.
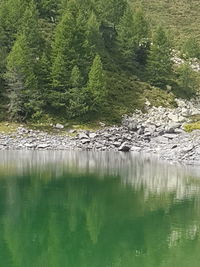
[0,151,200,267]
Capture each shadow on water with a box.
[0,151,200,267]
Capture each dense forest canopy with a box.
[0,0,199,123]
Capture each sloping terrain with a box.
[131,0,200,46]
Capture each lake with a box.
[0,151,200,267]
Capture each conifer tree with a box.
[51,9,77,91]
[94,0,127,26]
[70,66,83,89]
[5,2,42,120]
[146,26,173,88]
[133,9,149,46]
[132,9,149,65]
[117,6,149,63]
[85,12,102,52]
[68,66,87,118]
[177,63,198,97]
[86,54,106,113]
[182,37,200,59]
[117,6,136,60]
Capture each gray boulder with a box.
[55,123,64,129]
[118,142,131,152]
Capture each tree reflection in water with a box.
[0,151,200,267]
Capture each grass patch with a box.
[184,122,200,132]
[0,121,102,135]
[143,87,177,108]
[0,122,20,134]
[131,0,200,47]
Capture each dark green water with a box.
[0,151,200,267]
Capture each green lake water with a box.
[0,151,200,267]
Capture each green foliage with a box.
[5,2,43,121]
[130,0,200,47]
[182,37,200,59]
[146,26,173,88]
[176,63,199,98]
[93,0,127,26]
[117,6,136,60]
[0,0,199,123]
[86,55,106,115]
[51,9,76,91]
[70,66,83,88]
[117,6,149,64]
[184,122,200,132]
[68,66,87,119]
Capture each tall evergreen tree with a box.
[5,1,42,120]
[117,6,136,60]
[70,66,83,89]
[182,37,200,59]
[146,26,173,88]
[51,8,77,91]
[177,63,198,97]
[86,54,106,114]
[68,66,87,118]
[93,0,127,26]
[117,6,149,63]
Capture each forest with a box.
[0,0,199,123]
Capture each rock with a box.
[163,134,178,139]
[89,133,97,139]
[168,113,179,123]
[55,123,64,129]
[24,143,36,148]
[128,122,138,131]
[81,139,90,144]
[67,129,76,134]
[174,128,185,134]
[118,142,131,152]
[196,147,200,155]
[181,107,189,116]
[137,126,145,135]
[178,116,186,123]
[145,99,151,107]
[37,144,50,149]
[78,132,89,139]
[180,145,194,154]
[114,141,121,147]
[130,146,141,152]
[17,127,29,134]
[165,123,181,134]
[145,125,156,135]
[99,122,105,127]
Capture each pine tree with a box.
[93,0,127,26]
[182,37,200,59]
[117,6,149,63]
[0,0,27,98]
[5,2,43,120]
[86,54,106,114]
[6,35,37,120]
[68,66,87,118]
[51,9,77,91]
[70,66,83,88]
[117,6,136,60]
[177,63,198,97]
[85,12,102,53]
[133,9,149,46]
[146,26,173,88]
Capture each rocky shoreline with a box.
[0,99,200,165]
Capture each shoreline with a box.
[1,99,200,166]
[0,124,200,166]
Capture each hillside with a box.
[0,0,199,125]
[131,0,200,46]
